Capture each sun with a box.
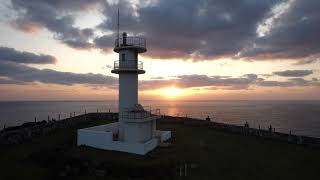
[161,86,184,98]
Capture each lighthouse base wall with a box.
[123,121,153,143]
[77,122,171,155]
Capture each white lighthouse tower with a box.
[112,32,153,142]
[77,24,171,155]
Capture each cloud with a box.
[0,77,26,85]
[0,46,57,64]
[0,45,318,92]
[256,78,315,87]
[150,76,164,80]
[140,74,259,90]
[0,47,115,87]
[105,65,112,69]
[140,74,320,90]
[0,47,117,87]
[0,61,117,87]
[94,34,114,52]
[9,0,103,49]
[238,0,320,63]
[97,0,280,59]
[97,0,320,63]
[0,54,319,90]
[273,70,313,77]
[6,0,320,63]
[293,54,320,65]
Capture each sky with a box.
[0,0,319,101]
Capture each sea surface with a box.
[0,100,319,138]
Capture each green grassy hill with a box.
[0,114,319,179]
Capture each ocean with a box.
[0,100,319,138]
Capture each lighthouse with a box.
[77,33,171,155]
[112,32,152,142]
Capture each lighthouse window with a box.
[122,54,125,61]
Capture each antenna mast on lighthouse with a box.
[117,7,120,46]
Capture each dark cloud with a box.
[97,0,320,63]
[94,34,114,52]
[9,0,103,49]
[176,74,259,88]
[150,77,164,80]
[239,0,320,63]
[256,80,292,87]
[0,61,117,87]
[140,74,320,90]
[0,77,26,85]
[7,0,320,63]
[0,56,319,90]
[140,74,259,90]
[273,70,313,77]
[97,0,280,59]
[256,78,315,87]
[0,46,56,64]
[0,47,117,87]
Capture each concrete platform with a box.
[77,122,171,155]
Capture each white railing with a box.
[115,37,146,48]
[113,60,143,71]
[122,108,161,119]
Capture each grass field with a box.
[0,116,319,179]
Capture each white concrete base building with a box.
[77,32,171,155]
[78,122,171,155]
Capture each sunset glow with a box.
[0,0,319,101]
[161,86,184,98]
[1,1,320,178]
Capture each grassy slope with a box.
[0,118,319,179]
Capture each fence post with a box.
[184,163,187,177]
[288,130,292,142]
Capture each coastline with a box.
[1,112,319,148]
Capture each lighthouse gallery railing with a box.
[115,37,146,48]
[113,60,143,71]
[122,108,161,119]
